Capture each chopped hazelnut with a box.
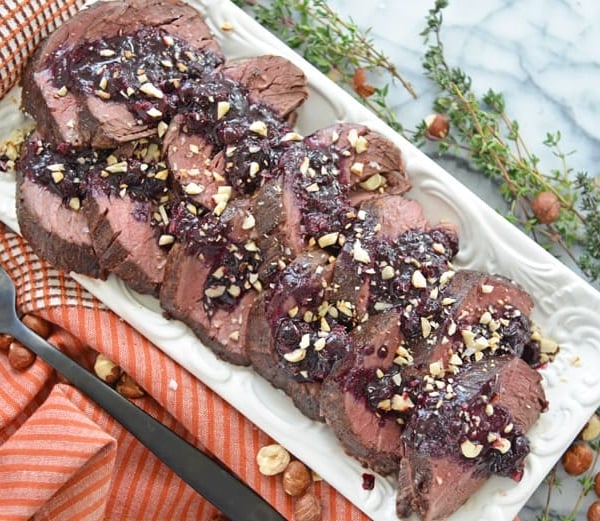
[562,442,593,476]
[256,444,291,476]
[94,354,122,385]
[217,101,231,120]
[293,491,322,521]
[283,460,312,497]
[116,373,145,399]
[69,197,81,211]
[249,120,268,137]
[359,173,384,191]
[411,269,427,289]
[8,341,36,370]
[460,439,483,459]
[284,348,306,363]
[424,113,450,140]
[139,82,164,99]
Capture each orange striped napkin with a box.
[0,225,371,521]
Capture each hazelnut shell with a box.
[562,442,593,476]
[8,341,36,370]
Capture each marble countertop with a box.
[328,0,600,284]
[324,0,600,520]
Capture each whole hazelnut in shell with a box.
[283,460,312,497]
[293,491,322,521]
[8,341,36,370]
[531,191,560,224]
[562,442,593,476]
[588,500,600,521]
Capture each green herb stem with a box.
[419,0,600,281]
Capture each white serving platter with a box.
[1,1,600,519]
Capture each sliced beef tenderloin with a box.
[16,173,102,277]
[407,269,536,376]
[246,251,351,421]
[15,133,104,278]
[328,209,458,328]
[222,55,308,122]
[357,194,428,239]
[159,199,262,366]
[252,142,356,264]
[320,312,407,475]
[162,114,227,209]
[160,243,255,366]
[396,355,547,521]
[82,141,172,296]
[86,194,167,296]
[22,0,222,148]
[252,176,305,264]
[163,55,308,209]
[305,123,410,197]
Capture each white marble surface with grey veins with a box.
[325,0,600,519]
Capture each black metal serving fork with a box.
[0,264,285,521]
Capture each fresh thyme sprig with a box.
[416,0,600,282]
[231,0,416,132]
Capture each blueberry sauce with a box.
[402,366,531,480]
[50,27,223,126]
[273,317,350,383]
[277,144,355,242]
[449,304,533,363]
[168,202,264,315]
[367,228,459,339]
[361,473,375,490]
[168,202,226,258]
[19,136,103,204]
[48,27,296,194]
[176,75,295,193]
[266,254,352,382]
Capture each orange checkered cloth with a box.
[0,225,370,521]
[0,2,369,519]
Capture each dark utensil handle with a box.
[10,321,285,521]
